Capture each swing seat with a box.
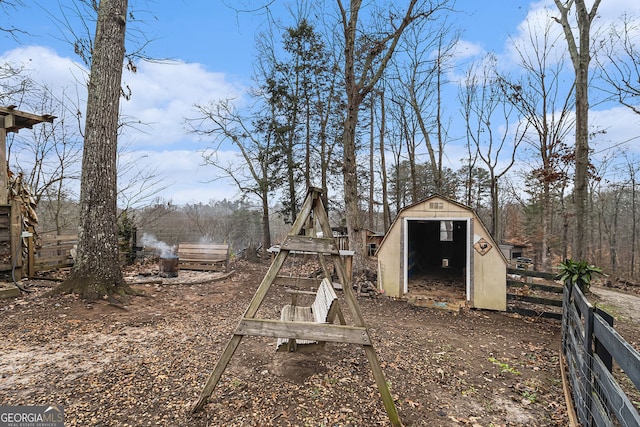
[276,278,339,351]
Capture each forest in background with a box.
[2,1,639,281]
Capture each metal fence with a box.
[562,284,640,426]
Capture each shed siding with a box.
[376,196,507,311]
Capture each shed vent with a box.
[429,202,444,209]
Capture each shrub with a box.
[557,259,604,294]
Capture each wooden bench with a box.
[177,243,230,272]
[276,278,341,352]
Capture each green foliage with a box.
[557,259,605,293]
[488,357,520,375]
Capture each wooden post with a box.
[0,127,7,205]
[10,199,21,280]
[27,226,35,277]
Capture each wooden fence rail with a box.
[31,234,78,274]
[506,268,563,320]
[562,284,640,427]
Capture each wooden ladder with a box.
[190,187,402,427]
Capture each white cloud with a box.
[2,45,250,206]
[447,39,486,84]
[118,148,243,206]
[590,106,640,156]
[1,45,88,107]
[120,60,246,148]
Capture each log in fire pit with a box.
[159,256,179,277]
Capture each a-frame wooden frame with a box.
[191,187,402,426]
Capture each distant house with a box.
[376,195,507,311]
[499,244,529,263]
[331,227,385,257]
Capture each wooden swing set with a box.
[191,187,402,426]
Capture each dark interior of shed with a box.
[407,219,467,297]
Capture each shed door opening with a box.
[405,219,468,299]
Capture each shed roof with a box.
[378,194,507,263]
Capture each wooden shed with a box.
[376,195,507,311]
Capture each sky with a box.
[2,0,640,206]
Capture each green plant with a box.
[521,390,537,403]
[488,357,521,375]
[557,259,605,293]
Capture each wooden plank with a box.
[507,306,562,320]
[507,293,563,307]
[559,352,580,427]
[507,279,564,293]
[191,334,243,413]
[178,243,229,250]
[363,344,402,427]
[280,235,340,255]
[507,268,557,280]
[0,282,20,299]
[39,234,79,242]
[177,243,229,271]
[237,319,371,345]
[593,314,640,391]
[273,276,321,288]
[281,305,315,323]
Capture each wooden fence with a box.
[30,234,78,274]
[506,268,564,320]
[562,283,640,426]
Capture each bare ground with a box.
[0,259,637,426]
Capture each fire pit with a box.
[159,256,179,278]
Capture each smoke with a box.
[141,233,176,258]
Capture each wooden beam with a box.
[190,334,243,413]
[0,128,6,205]
[272,276,321,288]
[280,235,340,254]
[236,318,371,345]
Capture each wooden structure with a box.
[30,234,78,274]
[191,187,402,426]
[177,243,229,271]
[0,106,55,282]
[562,284,640,426]
[276,277,344,352]
[507,268,563,320]
[376,194,507,311]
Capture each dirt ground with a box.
[1,259,638,427]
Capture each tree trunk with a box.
[554,0,601,261]
[573,72,589,261]
[344,89,365,270]
[490,175,499,239]
[379,93,391,231]
[55,0,130,301]
[261,185,272,252]
[368,99,375,230]
[541,182,552,271]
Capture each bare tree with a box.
[9,86,82,234]
[377,88,392,231]
[553,0,602,261]
[188,99,276,252]
[501,14,575,270]
[116,144,166,212]
[0,0,25,39]
[336,0,451,270]
[460,54,526,241]
[598,14,640,115]
[54,0,133,301]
